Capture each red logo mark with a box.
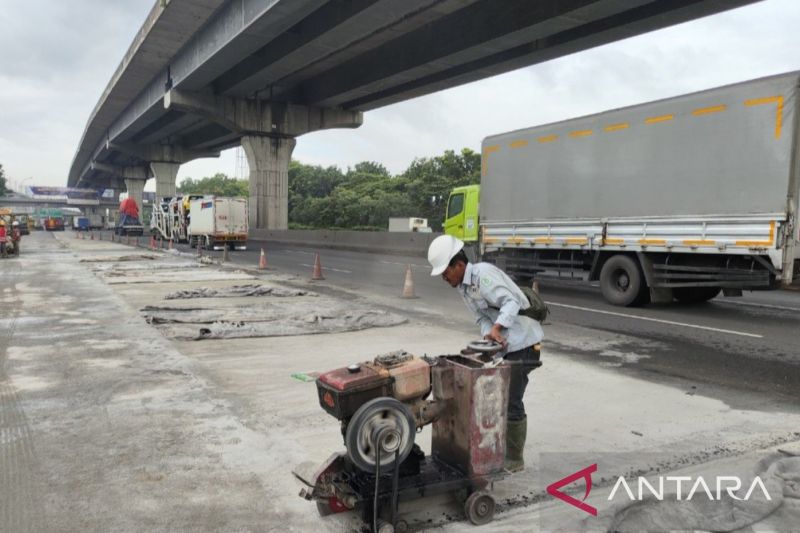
[323,391,335,408]
[546,464,598,516]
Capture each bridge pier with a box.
[241,136,296,231]
[150,161,180,199]
[164,90,363,230]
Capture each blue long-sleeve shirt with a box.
[459,262,544,352]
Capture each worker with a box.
[427,234,543,472]
[0,220,6,257]
[11,221,21,254]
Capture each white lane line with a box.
[547,301,763,338]
[379,260,427,267]
[299,263,352,274]
[280,250,316,255]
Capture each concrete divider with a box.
[249,229,442,257]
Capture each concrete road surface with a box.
[2,230,798,532]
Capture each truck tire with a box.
[673,287,721,303]
[599,255,648,307]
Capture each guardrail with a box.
[249,229,442,257]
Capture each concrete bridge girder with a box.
[164,89,363,230]
[90,162,149,216]
[163,89,363,137]
[106,142,221,199]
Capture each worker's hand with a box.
[485,324,507,349]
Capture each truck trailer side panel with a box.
[482,72,798,222]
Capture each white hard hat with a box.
[12,221,18,226]
[427,235,465,276]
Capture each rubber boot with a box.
[505,417,527,473]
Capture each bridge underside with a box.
[70,0,760,229]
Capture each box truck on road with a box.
[445,72,800,306]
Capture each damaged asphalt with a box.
[1,230,799,532]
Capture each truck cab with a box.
[444,184,480,242]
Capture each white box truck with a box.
[188,196,249,250]
[389,217,430,232]
[445,71,800,306]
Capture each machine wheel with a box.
[599,255,648,307]
[464,491,495,525]
[673,286,721,303]
[345,397,415,474]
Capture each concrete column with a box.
[150,161,180,198]
[124,178,146,218]
[241,136,296,230]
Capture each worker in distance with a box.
[427,234,543,472]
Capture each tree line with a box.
[178,148,480,231]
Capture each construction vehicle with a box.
[446,71,800,306]
[296,343,540,532]
[187,196,248,250]
[115,198,144,236]
[150,194,203,243]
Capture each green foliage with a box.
[287,150,479,230]
[176,149,481,230]
[178,173,248,196]
[0,164,7,196]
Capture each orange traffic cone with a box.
[401,264,417,298]
[221,246,229,263]
[258,248,267,270]
[168,238,173,250]
[311,253,325,280]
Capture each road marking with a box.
[280,249,315,255]
[379,260,427,268]
[299,263,352,274]
[546,302,763,338]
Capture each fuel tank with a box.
[316,351,431,420]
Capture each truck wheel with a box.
[599,255,648,307]
[673,287,721,303]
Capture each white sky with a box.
[2,0,800,191]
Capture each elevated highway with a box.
[68,0,761,230]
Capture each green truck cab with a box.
[444,184,480,242]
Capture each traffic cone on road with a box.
[168,238,173,250]
[311,253,325,280]
[221,246,229,263]
[401,264,417,299]
[258,248,267,270]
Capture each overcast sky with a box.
[2,0,800,191]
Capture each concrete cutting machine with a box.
[295,344,540,532]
